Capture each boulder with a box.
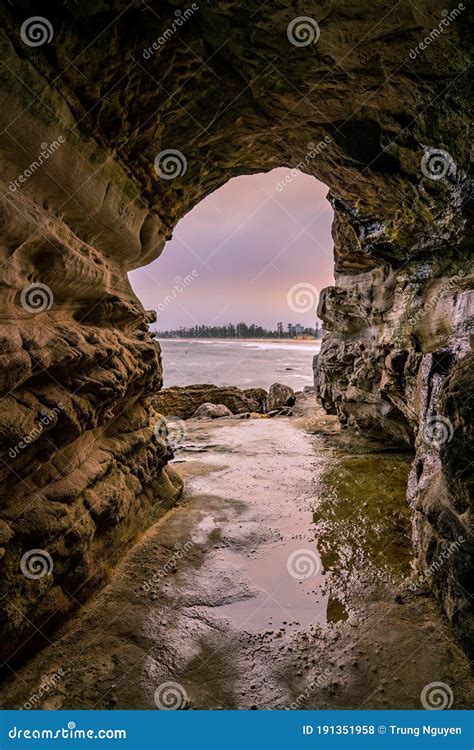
[267,383,296,411]
[192,402,232,419]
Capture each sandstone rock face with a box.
[192,403,233,419]
[315,252,473,655]
[0,1,472,657]
[267,383,296,411]
[152,384,267,419]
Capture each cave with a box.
[0,0,472,699]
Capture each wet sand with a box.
[0,398,472,710]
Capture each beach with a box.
[158,338,321,391]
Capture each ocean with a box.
[158,339,320,391]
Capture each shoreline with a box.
[157,338,320,391]
[157,337,322,345]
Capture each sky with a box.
[128,168,334,331]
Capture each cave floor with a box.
[0,400,472,710]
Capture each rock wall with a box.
[316,206,473,656]
[0,1,472,659]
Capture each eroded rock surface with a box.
[0,0,472,659]
[153,384,268,419]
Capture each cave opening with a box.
[0,0,472,708]
[129,167,334,390]
[126,168,416,637]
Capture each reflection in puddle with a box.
[313,452,413,604]
[216,540,328,633]
[186,422,413,647]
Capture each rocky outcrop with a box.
[153,384,268,419]
[0,1,472,659]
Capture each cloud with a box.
[129,168,334,329]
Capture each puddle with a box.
[216,541,329,632]
[2,412,472,711]
[183,420,414,638]
[313,452,413,600]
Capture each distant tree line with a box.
[155,321,324,339]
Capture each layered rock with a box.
[315,214,473,655]
[0,0,472,658]
[152,384,267,419]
